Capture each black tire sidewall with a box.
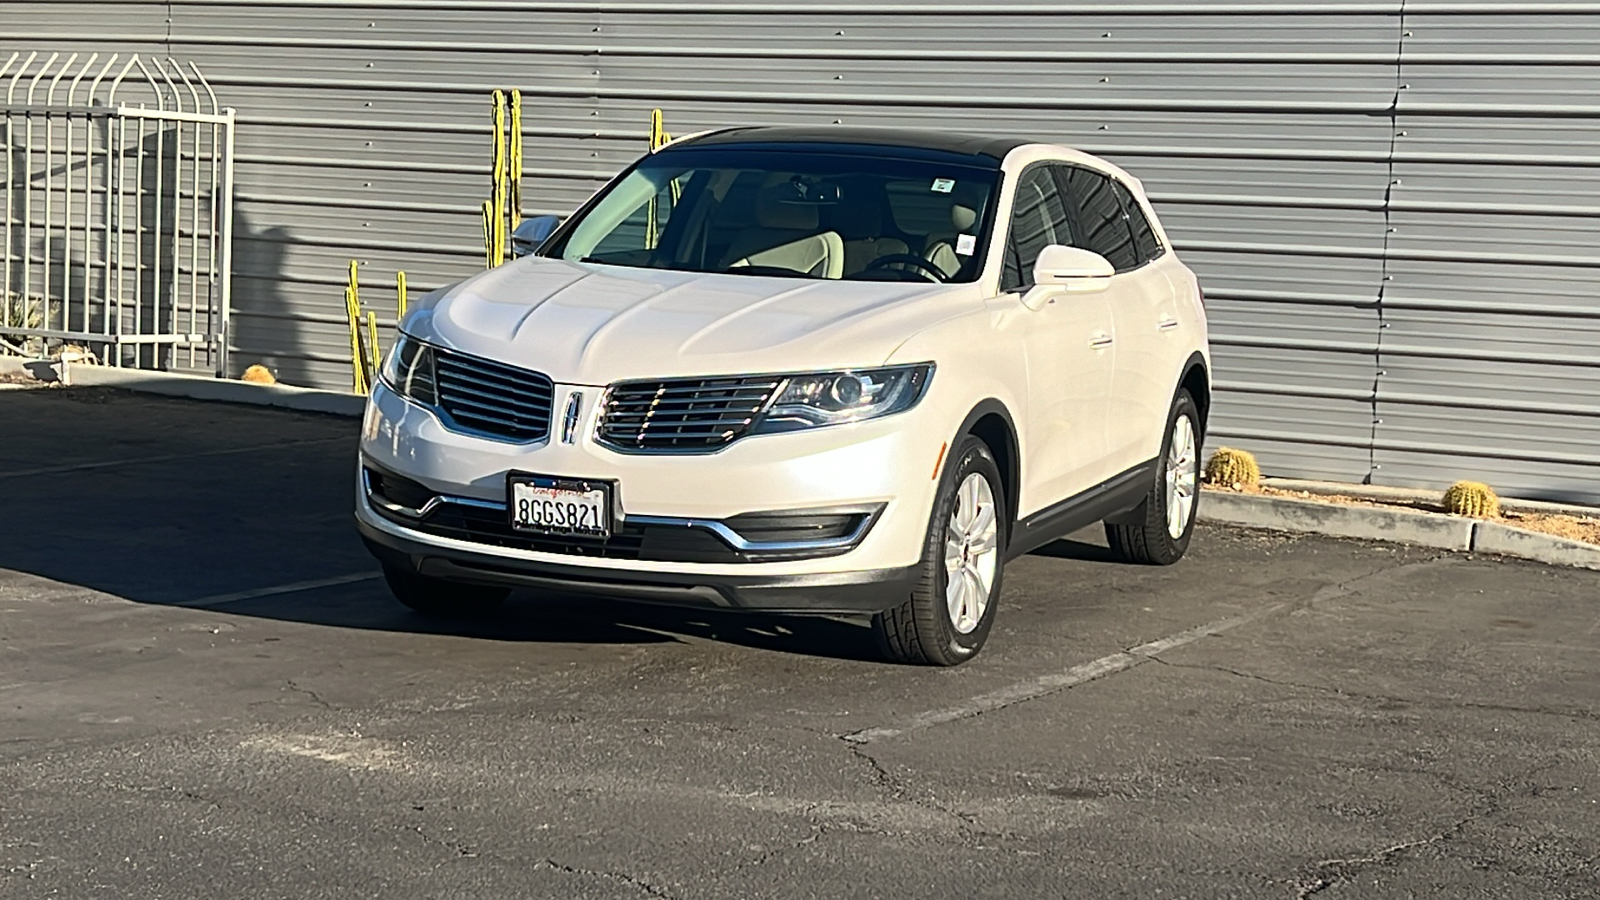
[923,437,1007,659]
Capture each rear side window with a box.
[1000,166,1074,292]
[1057,166,1140,272]
[1113,180,1165,262]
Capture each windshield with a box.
[541,147,999,283]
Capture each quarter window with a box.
[1000,167,1074,292]
[1113,180,1165,262]
[1057,166,1140,272]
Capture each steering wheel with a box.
[862,253,949,283]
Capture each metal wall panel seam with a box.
[1178,240,1600,268]
[165,2,1408,14]
[194,77,1403,113]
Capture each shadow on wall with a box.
[227,208,309,385]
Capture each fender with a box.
[937,399,1021,546]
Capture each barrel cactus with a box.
[1204,447,1261,489]
[240,364,277,385]
[1443,481,1500,519]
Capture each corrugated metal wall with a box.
[5,1,1598,501]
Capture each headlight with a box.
[752,364,933,434]
[380,335,438,406]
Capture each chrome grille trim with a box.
[432,348,555,443]
[597,376,783,453]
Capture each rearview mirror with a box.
[511,215,562,258]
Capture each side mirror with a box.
[1020,245,1114,309]
[511,215,561,258]
[1034,244,1114,287]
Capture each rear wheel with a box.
[1106,389,1201,565]
[383,565,509,617]
[873,435,1006,666]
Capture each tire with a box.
[383,565,510,617]
[1105,389,1201,566]
[872,435,1007,666]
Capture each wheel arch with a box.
[1179,352,1211,434]
[951,399,1021,538]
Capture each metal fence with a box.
[1,51,234,375]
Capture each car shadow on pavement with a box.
[189,586,884,662]
[1030,537,1119,563]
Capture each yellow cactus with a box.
[241,364,277,385]
[1204,447,1261,489]
[1443,481,1500,519]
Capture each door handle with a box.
[1089,333,1115,350]
[1158,316,1180,332]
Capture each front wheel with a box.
[873,435,1007,666]
[1105,389,1201,565]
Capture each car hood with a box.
[407,257,974,384]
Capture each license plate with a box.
[509,474,612,538]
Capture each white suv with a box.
[357,126,1210,665]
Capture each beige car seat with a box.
[722,183,845,279]
[924,204,978,279]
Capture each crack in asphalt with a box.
[537,858,681,899]
[1289,758,1570,898]
[1293,813,1478,899]
[284,680,334,711]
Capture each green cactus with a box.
[1443,481,1500,519]
[1204,447,1261,489]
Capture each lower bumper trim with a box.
[358,518,918,615]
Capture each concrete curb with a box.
[1200,491,1475,551]
[1472,522,1600,572]
[0,356,61,382]
[1200,490,1600,572]
[61,362,366,417]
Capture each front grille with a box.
[433,349,555,443]
[597,376,782,452]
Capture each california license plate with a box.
[508,474,612,538]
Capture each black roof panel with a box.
[672,126,1030,165]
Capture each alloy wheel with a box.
[944,472,1000,634]
[1165,414,1199,539]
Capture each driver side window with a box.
[1000,167,1073,293]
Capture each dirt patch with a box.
[0,371,45,386]
[1207,483,1600,547]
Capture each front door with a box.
[1000,165,1119,518]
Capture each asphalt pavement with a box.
[2,386,1598,899]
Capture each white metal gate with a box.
[1,52,234,375]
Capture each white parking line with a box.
[843,602,1287,744]
[173,572,382,608]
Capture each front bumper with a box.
[357,379,947,612]
[359,516,919,614]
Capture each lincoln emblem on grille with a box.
[561,392,583,444]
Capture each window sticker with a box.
[931,178,956,194]
[956,234,978,256]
